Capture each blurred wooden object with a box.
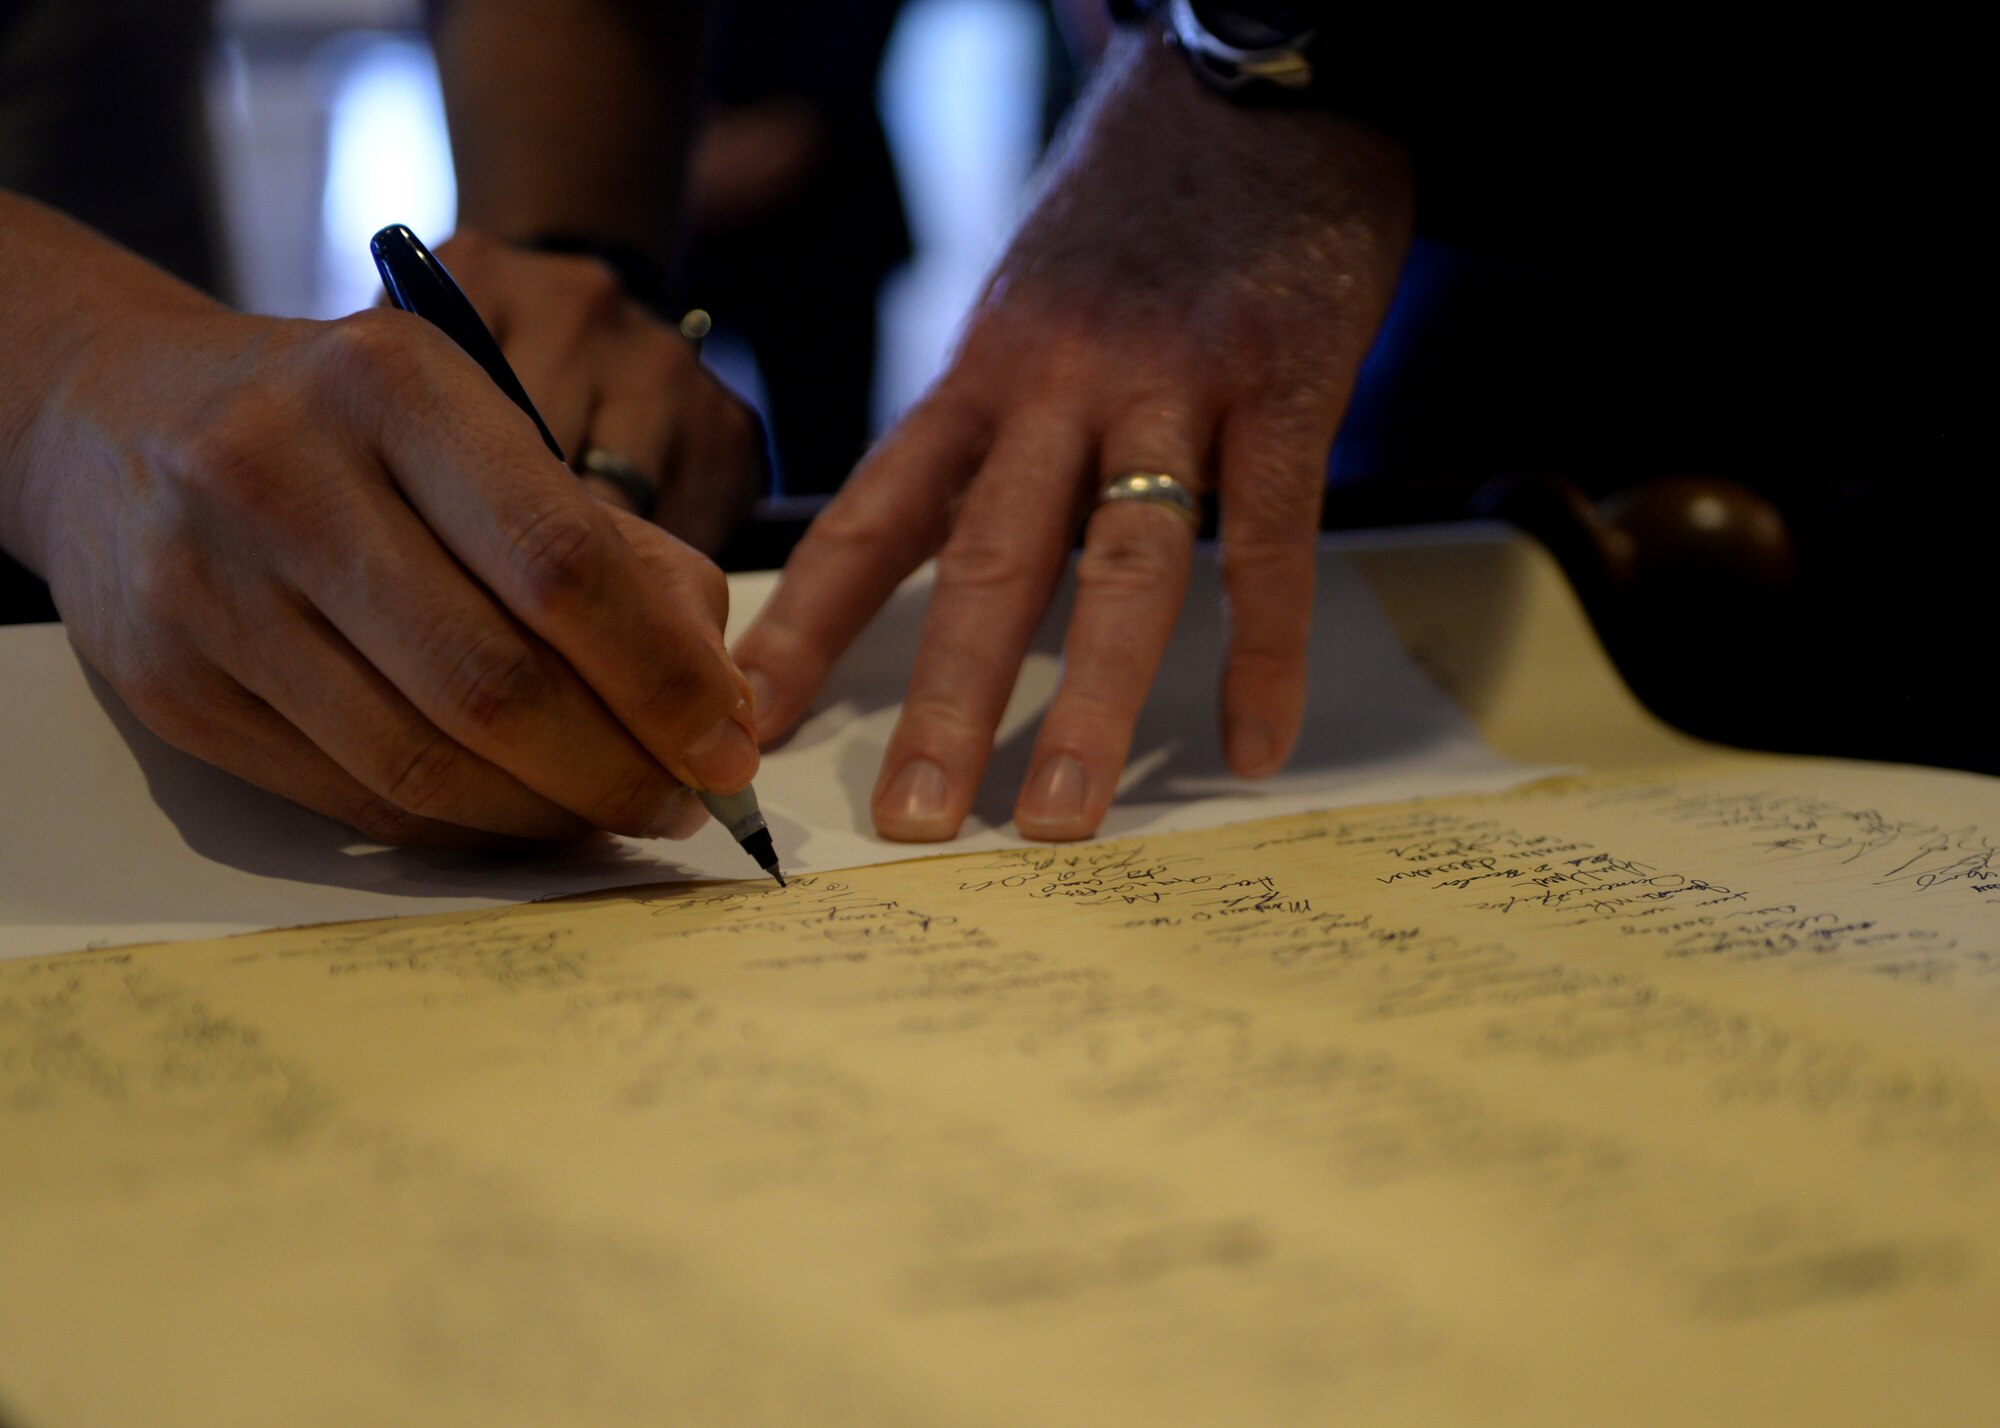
[1473,472,1800,752]
[1475,472,1993,777]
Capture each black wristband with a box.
[515,232,681,321]
[1109,1,1325,103]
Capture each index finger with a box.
[350,312,760,794]
[732,396,988,743]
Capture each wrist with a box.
[0,196,225,577]
[1087,21,1407,205]
[998,20,1411,352]
[1117,1,1321,101]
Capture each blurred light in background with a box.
[876,0,1047,426]
[316,35,455,318]
[208,0,1047,438]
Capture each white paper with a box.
[0,535,1550,959]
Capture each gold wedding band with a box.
[1098,471,1201,530]
[578,447,659,513]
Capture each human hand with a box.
[435,229,765,557]
[24,300,758,848]
[734,30,1412,842]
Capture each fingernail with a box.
[879,758,948,824]
[643,786,709,840]
[744,668,773,724]
[1021,753,1087,825]
[683,708,760,793]
[1227,718,1277,776]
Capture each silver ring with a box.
[578,447,658,513]
[1098,471,1200,530]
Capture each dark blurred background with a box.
[165,0,1062,490]
[3,1,1984,774]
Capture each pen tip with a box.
[738,825,785,889]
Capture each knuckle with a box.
[1076,530,1181,596]
[112,656,193,737]
[1228,641,1303,682]
[378,732,469,817]
[507,502,608,616]
[1048,685,1133,740]
[1222,475,1313,535]
[316,308,423,393]
[1221,525,1313,585]
[1224,433,1326,502]
[693,556,730,619]
[124,541,209,626]
[936,527,1034,595]
[166,402,291,519]
[437,631,548,735]
[734,618,811,683]
[913,385,987,431]
[595,770,679,832]
[804,495,897,560]
[555,257,626,318]
[346,793,433,846]
[631,657,715,730]
[1105,384,1200,437]
[899,693,989,743]
[636,327,685,383]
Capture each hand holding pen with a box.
[371,225,783,882]
[1,185,771,855]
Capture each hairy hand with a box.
[736,31,1412,842]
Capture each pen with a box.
[369,223,786,888]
